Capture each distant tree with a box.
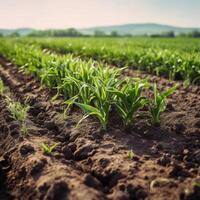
[161,31,175,38]
[123,33,133,37]
[28,28,82,37]
[178,32,187,37]
[189,30,200,38]
[150,34,162,38]
[0,33,3,37]
[150,31,175,38]
[65,28,82,37]
[110,31,119,37]
[94,30,106,37]
[9,32,20,37]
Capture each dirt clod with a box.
[20,143,35,155]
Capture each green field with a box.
[19,37,200,85]
[0,38,178,129]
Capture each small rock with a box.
[183,149,189,155]
[74,144,96,160]
[44,120,58,131]
[62,146,73,160]
[83,174,102,189]
[150,178,177,190]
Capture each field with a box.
[0,37,200,200]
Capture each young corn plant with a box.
[40,143,58,155]
[150,83,176,125]
[75,77,116,130]
[109,79,149,126]
[75,102,109,130]
[75,85,110,130]
[6,98,30,135]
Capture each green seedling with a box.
[40,143,58,155]
[127,150,135,159]
[20,123,29,135]
[75,102,109,130]
[150,83,176,125]
[109,80,149,126]
[0,79,4,95]
[193,180,200,188]
[6,99,30,122]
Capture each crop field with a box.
[0,37,200,200]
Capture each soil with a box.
[0,55,200,200]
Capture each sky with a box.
[0,0,200,29]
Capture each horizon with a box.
[1,22,200,31]
[0,0,200,29]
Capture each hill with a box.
[79,23,200,35]
[0,28,34,36]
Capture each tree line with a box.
[1,29,200,38]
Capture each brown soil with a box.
[0,56,200,200]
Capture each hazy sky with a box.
[0,0,200,29]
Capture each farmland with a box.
[27,37,200,85]
[0,37,200,200]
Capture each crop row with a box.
[0,39,175,129]
[23,37,200,85]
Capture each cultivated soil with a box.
[0,56,200,200]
